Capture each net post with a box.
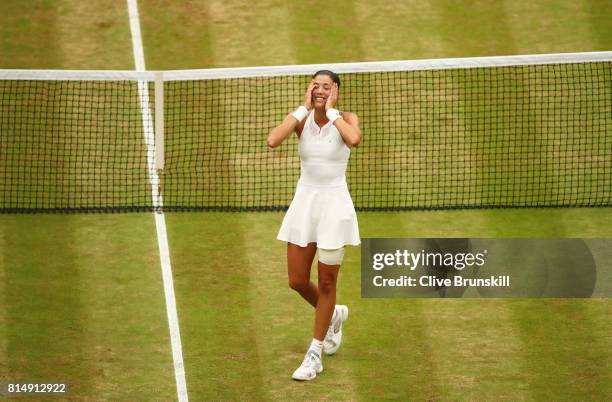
[154,71,165,171]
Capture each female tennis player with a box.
[267,70,362,381]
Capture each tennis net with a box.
[1,52,611,212]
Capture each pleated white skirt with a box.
[277,183,360,249]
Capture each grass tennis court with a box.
[1,0,611,400]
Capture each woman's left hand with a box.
[325,83,338,111]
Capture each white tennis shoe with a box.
[323,305,348,355]
[292,350,323,381]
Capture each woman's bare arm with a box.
[335,112,362,147]
[267,115,300,148]
[325,83,362,147]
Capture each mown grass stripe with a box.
[288,0,365,65]
[0,0,132,70]
[2,216,90,393]
[205,0,295,68]
[164,213,267,400]
[1,215,177,399]
[397,207,610,399]
[420,300,530,400]
[509,299,611,400]
[504,212,611,400]
[503,0,599,55]
[585,0,612,51]
[0,220,7,380]
[351,213,443,400]
[354,0,447,61]
[0,0,61,69]
[137,0,215,70]
[76,214,176,400]
[55,0,133,70]
[431,0,518,57]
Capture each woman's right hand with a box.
[303,80,315,110]
[267,80,315,148]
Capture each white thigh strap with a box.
[318,247,345,266]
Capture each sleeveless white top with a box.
[298,111,351,187]
[277,111,360,249]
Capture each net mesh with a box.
[0,80,153,212]
[163,62,612,210]
[1,56,611,212]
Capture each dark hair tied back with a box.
[312,70,340,88]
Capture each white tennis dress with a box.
[277,111,360,249]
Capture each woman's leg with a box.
[314,260,340,341]
[287,242,319,307]
[290,245,344,380]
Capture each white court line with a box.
[126,1,189,401]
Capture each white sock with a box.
[308,338,323,358]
